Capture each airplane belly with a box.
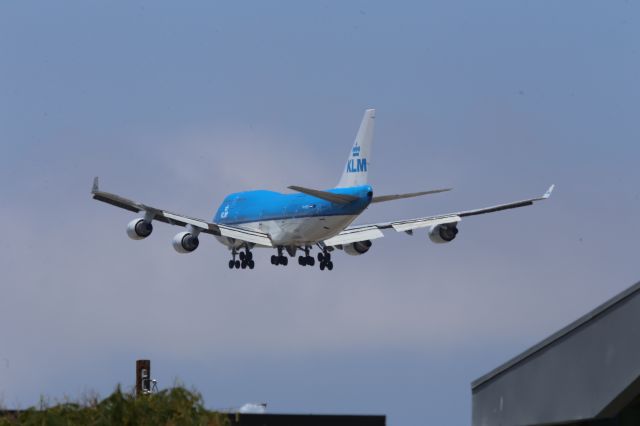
[223,215,356,247]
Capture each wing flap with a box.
[391,215,461,232]
[161,211,211,229]
[218,224,273,247]
[323,226,384,246]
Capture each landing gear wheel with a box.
[298,256,306,266]
[248,260,255,269]
[230,249,241,270]
[241,261,247,269]
[239,251,246,261]
[307,256,315,266]
[320,262,325,270]
[327,261,334,271]
[318,253,324,262]
[273,248,288,266]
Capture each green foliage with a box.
[0,386,228,426]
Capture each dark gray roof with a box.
[472,280,640,426]
[473,280,640,390]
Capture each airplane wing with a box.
[91,177,273,247]
[323,185,554,247]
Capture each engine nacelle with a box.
[172,231,200,253]
[428,223,459,244]
[343,240,372,256]
[126,218,153,240]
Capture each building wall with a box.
[472,288,640,426]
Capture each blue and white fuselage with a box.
[214,185,373,247]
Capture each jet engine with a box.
[428,223,459,244]
[172,231,200,253]
[126,218,153,240]
[343,240,372,256]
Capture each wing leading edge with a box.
[323,185,554,247]
[91,177,273,247]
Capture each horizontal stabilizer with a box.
[288,185,359,204]
[372,188,452,203]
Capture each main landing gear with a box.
[298,246,315,267]
[317,250,334,271]
[269,245,335,271]
[297,246,333,271]
[229,248,255,270]
[270,247,288,266]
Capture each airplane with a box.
[91,109,554,271]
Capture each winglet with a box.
[92,176,100,194]
[542,184,555,199]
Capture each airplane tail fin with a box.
[336,109,375,188]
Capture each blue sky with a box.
[1,1,639,425]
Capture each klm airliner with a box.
[92,109,554,271]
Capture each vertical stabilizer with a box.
[336,109,375,188]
